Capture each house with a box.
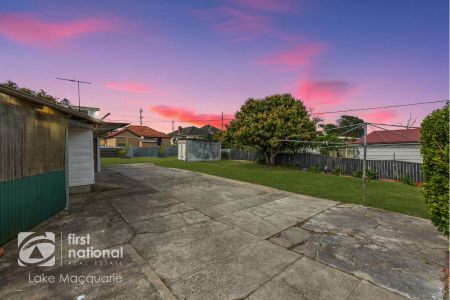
[0,84,102,244]
[103,125,170,147]
[354,128,422,163]
[169,125,220,144]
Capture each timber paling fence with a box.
[229,149,423,182]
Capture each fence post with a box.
[362,123,367,207]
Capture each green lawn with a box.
[102,157,428,219]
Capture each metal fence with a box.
[229,149,423,182]
[129,146,178,157]
[100,146,178,158]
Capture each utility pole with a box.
[139,108,143,126]
[221,112,224,130]
[362,123,368,207]
[56,77,91,111]
[172,120,175,132]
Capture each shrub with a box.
[158,145,166,157]
[367,170,378,180]
[256,157,267,165]
[308,166,320,173]
[352,169,363,178]
[399,176,415,186]
[421,104,449,236]
[331,168,342,176]
[118,145,129,158]
[351,169,377,180]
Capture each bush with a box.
[421,104,449,236]
[352,169,377,180]
[118,146,129,158]
[158,145,166,157]
[256,157,267,165]
[331,168,342,176]
[367,170,378,180]
[399,176,415,186]
[308,166,320,173]
[352,170,363,178]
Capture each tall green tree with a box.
[226,93,316,165]
[336,115,365,137]
[421,104,449,235]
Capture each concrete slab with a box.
[348,281,409,300]
[130,220,230,259]
[197,191,290,218]
[148,228,260,283]
[1,164,446,299]
[170,241,299,299]
[117,202,194,223]
[249,256,360,300]
[130,210,210,233]
[272,204,447,299]
[216,207,299,238]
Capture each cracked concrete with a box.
[0,163,447,299]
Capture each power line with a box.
[103,99,447,124]
[314,100,447,115]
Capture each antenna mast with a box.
[56,77,91,111]
[139,108,144,126]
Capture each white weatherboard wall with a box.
[356,144,422,163]
[68,126,94,187]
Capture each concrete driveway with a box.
[0,163,447,299]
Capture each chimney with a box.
[178,126,182,134]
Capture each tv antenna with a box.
[56,77,91,111]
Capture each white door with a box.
[178,141,186,160]
[68,127,94,187]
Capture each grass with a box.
[102,157,428,219]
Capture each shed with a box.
[177,139,221,161]
[0,84,102,244]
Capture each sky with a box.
[0,0,448,133]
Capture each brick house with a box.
[103,125,170,147]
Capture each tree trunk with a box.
[270,153,276,165]
[264,151,271,166]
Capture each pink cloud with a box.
[149,105,233,128]
[257,43,326,70]
[231,0,295,12]
[192,6,270,41]
[104,82,151,94]
[296,79,355,107]
[362,109,399,123]
[0,13,116,48]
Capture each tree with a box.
[3,80,18,89]
[226,93,316,165]
[420,104,449,235]
[336,115,365,138]
[2,80,65,105]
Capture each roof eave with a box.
[0,85,103,124]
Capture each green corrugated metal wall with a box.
[0,170,66,244]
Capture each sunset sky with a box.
[1,0,448,132]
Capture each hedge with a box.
[420,104,449,235]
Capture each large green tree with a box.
[336,115,365,137]
[226,93,316,165]
[421,104,449,235]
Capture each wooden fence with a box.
[229,149,423,182]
